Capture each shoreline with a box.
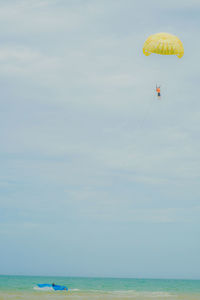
[1,290,200,300]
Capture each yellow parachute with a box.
[143,33,184,58]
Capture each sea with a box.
[0,275,200,300]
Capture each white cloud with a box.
[77,203,200,224]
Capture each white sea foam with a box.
[33,286,54,291]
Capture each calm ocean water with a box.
[0,275,200,300]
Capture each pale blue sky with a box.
[0,0,200,279]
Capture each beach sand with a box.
[1,290,200,300]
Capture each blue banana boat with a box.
[37,284,68,291]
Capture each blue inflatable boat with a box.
[37,284,68,291]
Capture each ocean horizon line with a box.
[0,274,200,281]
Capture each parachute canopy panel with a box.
[143,33,184,58]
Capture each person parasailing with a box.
[156,85,161,98]
[143,32,184,101]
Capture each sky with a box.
[0,0,200,279]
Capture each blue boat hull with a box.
[37,284,68,291]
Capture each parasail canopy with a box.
[143,33,184,58]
